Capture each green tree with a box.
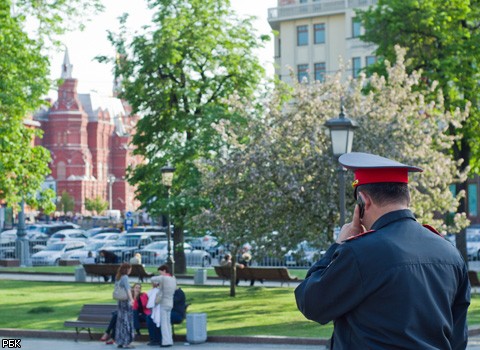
[57,191,75,216]
[102,0,269,274]
[0,0,102,214]
[357,0,480,259]
[85,196,109,216]
[194,48,468,296]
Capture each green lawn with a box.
[1,278,480,338]
[0,280,329,338]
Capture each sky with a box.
[48,0,278,99]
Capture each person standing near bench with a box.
[115,263,135,349]
[153,264,177,347]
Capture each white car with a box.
[31,241,86,266]
[47,229,88,245]
[284,241,322,267]
[61,241,107,263]
[0,228,48,242]
[87,233,120,244]
[139,242,212,267]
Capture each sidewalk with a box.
[2,337,325,350]
[3,335,480,350]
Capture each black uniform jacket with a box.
[295,210,470,349]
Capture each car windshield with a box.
[84,242,105,251]
[144,242,168,250]
[127,228,145,233]
[45,243,67,251]
[51,233,65,238]
[110,239,127,247]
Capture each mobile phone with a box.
[357,195,365,219]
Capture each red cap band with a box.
[353,168,409,187]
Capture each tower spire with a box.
[61,47,73,79]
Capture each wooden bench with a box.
[64,304,119,341]
[83,264,154,282]
[64,303,188,341]
[59,259,81,266]
[214,266,299,286]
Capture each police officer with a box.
[295,152,470,349]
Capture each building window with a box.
[469,183,478,216]
[366,56,377,67]
[314,62,326,82]
[297,25,308,46]
[352,18,362,38]
[352,57,361,78]
[314,23,325,44]
[300,0,308,3]
[298,64,309,83]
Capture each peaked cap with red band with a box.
[338,152,423,197]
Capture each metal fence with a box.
[0,239,47,260]
[0,237,320,269]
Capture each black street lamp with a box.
[161,165,175,275]
[325,101,358,228]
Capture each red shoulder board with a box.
[344,230,376,242]
[423,224,442,237]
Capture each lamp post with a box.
[325,101,358,228]
[107,174,116,211]
[161,165,175,275]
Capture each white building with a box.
[268,0,378,84]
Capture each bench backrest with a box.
[83,263,117,276]
[76,304,117,323]
[214,265,254,280]
[214,265,298,281]
[82,264,152,278]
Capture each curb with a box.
[0,329,328,346]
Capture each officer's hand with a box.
[336,205,366,244]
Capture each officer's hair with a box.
[358,183,410,206]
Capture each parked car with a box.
[47,229,88,245]
[87,233,120,244]
[61,241,107,263]
[31,241,86,266]
[85,227,121,237]
[187,235,219,251]
[139,241,212,267]
[284,241,323,267]
[30,223,81,237]
[0,227,49,242]
[102,232,167,261]
[125,226,166,234]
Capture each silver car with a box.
[31,241,86,266]
[47,229,88,245]
[139,242,212,267]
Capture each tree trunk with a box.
[173,226,186,274]
[455,136,470,265]
[229,262,237,297]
